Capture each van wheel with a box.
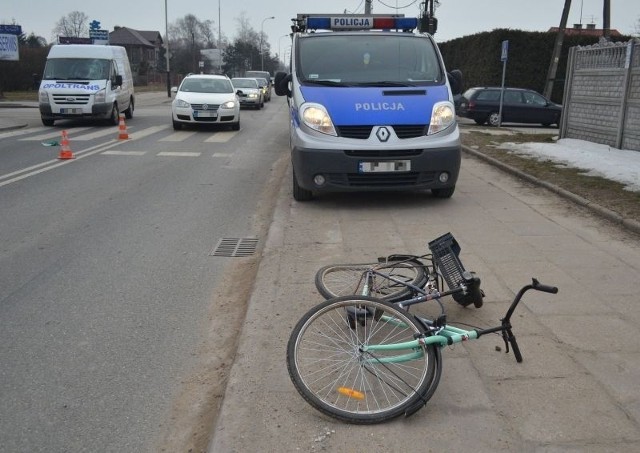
[292,170,313,201]
[42,117,54,126]
[124,98,134,119]
[108,104,119,125]
[488,112,501,127]
[431,186,455,198]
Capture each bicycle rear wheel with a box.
[287,295,437,424]
[315,260,427,302]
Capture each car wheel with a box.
[42,117,54,126]
[108,103,119,126]
[172,120,182,130]
[124,98,134,119]
[488,112,501,127]
[431,186,455,198]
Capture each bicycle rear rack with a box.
[428,233,484,307]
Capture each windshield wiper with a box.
[302,79,350,87]
[354,81,417,87]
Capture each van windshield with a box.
[43,58,111,81]
[297,34,443,86]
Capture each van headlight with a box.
[300,103,337,136]
[428,102,455,135]
[38,91,48,103]
[94,88,106,103]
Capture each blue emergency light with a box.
[305,16,418,31]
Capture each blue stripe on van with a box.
[299,85,449,125]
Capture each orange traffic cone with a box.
[58,130,75,160]
[117,114,130,140]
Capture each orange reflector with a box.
[337,387,365,400]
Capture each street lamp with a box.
[260,16,275,71]
[278,34,289,71]
[165,0,171,97]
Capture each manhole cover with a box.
[210,237,259,257]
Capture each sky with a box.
[3,0,638,59]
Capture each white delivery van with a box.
[274,14,463,201]
[39,44,135,126]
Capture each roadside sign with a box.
[0,24,22,35]
[89,29,109,40]
[501,40,509,62]
[0,34,19,60]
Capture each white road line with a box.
[128,125,171,140]
[72,127,124,141]
[157,151,201,157]
[101,150,146,156]
[159,131,198,142]
[19,127,93,141]
[204,131,238,143]
[0,126,49,139]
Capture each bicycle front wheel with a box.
[287,295,437,424]
[315,260,427,302]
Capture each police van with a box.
[39,44,135,127]
[274,14,463,201]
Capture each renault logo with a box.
[202,104,208,110]
[376,127,390,142]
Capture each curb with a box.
[462,144,640,236]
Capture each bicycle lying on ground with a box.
[286,233,558,424]
[314,232,485,307]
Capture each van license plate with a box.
[61,108,81,114]
[359,160,411,173]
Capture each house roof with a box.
[109,27,163,48]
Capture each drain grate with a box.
[210,237,259,257]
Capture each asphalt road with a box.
[0,94,290,452]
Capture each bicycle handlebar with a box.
[477,278,558,363]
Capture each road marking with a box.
[213,153,232,157]
[0,126,48,139]
[204,131,238,143]
[159,131,198,142]
[19,127,92,141]
[128,125,171,140]
[73,127,125,141]
[101,150,146,156]
[157,151,201,157]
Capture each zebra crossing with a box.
[12,124,239,155]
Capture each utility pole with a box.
[603,0,611,40]
[543,0,571,99]
[365,0,372,15]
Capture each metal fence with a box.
[560,39,640,151]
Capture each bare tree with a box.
[51,11,89,41]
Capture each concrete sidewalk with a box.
[209,156,640,451]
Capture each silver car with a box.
[231,78,264,110]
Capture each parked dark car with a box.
[457,87,562,127]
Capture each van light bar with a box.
[305,16,418,31]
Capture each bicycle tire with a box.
[315,260,428,302]
[287,295,437,424]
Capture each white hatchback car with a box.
[171,74,240,130]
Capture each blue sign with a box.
[501,40,509,62]
[0,24,22,35]
[90,20,101,31]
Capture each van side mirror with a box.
[447,69,463,95]
[274,72,291,97]
[114,75,123,87]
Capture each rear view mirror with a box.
[447,69,463,95]
[274,72,292,97]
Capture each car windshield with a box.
[43,58,111,80]
[255,78,268,87]
[297,34,443,86]
[232,79,258,88]
[179,78,233,93]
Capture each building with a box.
[109,26,164,84]
[548,23,622,38]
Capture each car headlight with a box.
[300,103,337,136]
[174,98,190,108]
[248,93,258,99]
[220,100,236,109]
[38,90,48,103]
[94,88,106,103]
[428,102,455,135]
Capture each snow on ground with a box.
[497,138,640,193]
